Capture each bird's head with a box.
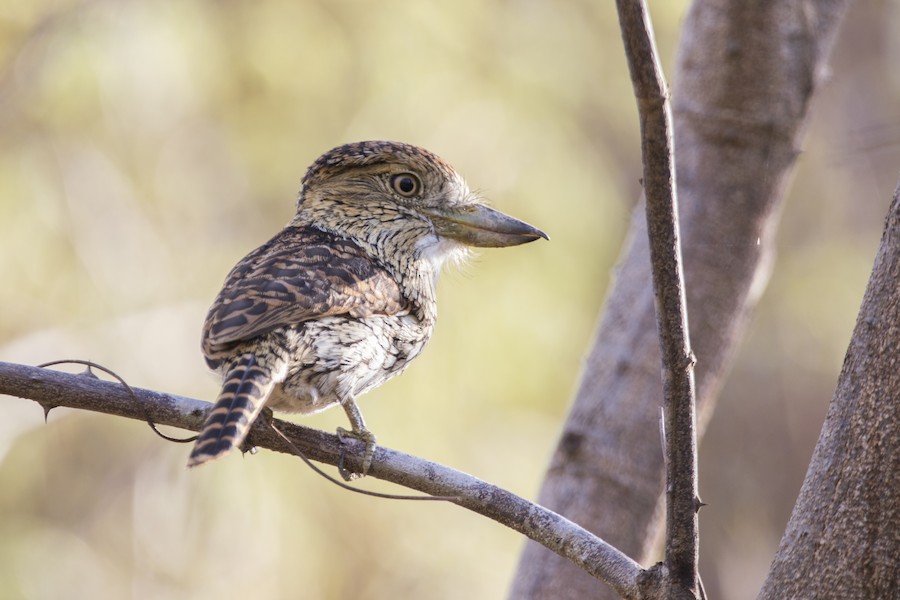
[293,141,547,265]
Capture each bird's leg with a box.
[336,398,377,481]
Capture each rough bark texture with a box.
[757,185,900,599]
[616,1,700,595]
[510,1,851,598]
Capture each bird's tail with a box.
[187,353,278,468]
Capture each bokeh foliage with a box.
[1,1,898,599]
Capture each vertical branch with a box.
[512,1,850,598]
[615,0,699,597]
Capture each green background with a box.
[1,1,898,598]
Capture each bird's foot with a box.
[336,426,377,481]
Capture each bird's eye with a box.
[390,173,421,197]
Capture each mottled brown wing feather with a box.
[202,226,410,359]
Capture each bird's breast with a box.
[270,313,433,414]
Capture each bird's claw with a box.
[336,426,377,481]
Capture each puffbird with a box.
[188,141,546,477]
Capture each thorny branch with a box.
[616,0,699,597]
[0,360,644,600]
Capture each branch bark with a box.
[616,0,698,597]
[0,360,644,600]
[510,1,851,598]
[757,183,900,598]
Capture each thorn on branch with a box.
[37,358,197,444]
[38,401,56,422]
[79,365,100,379]
[694,495,707,512]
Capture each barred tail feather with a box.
[187,353,277,468]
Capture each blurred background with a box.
[1,1,898,599]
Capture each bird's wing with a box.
[202,226,410,353]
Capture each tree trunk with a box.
[509,1,852,598]
[757,183,900,598]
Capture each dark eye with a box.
[390,173,421,197]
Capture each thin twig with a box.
[616,0,700,597]
[0,360,644,599]
[37,358,197,443]
[267,419,458,502]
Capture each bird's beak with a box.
[422,204,548,248]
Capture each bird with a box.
[187,140,547,478]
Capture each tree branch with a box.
[616,0,699,597]
[511,1,852,598]
[0,359,644,600]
